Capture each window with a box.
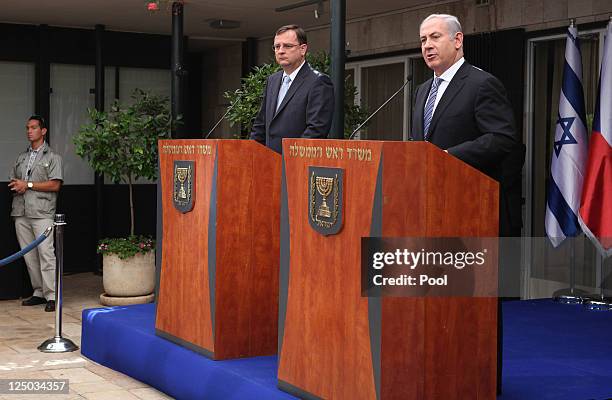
[105,67,171,184]
[347,56,416,141]
[0,62,35,180]
[50,64,97,185]
[118,67,171,104]
[49,65,170,185]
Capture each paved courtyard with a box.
[0,273,172,400]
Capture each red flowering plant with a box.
[97,236,155,260]
[145,0,184,12]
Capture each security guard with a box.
[8,115,63,312]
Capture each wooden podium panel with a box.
[278,139,498,399]
[155,139,281,360]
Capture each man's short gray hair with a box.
[420,14,462,37]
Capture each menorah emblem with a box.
[176,167,189,199]
[173,160,195,213]
[308,167,344,236]
[315,176,334,218]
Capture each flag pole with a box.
[584,254,611,310]
[552,20,584,303]
[570,242,576,295]
[548,18,589,304]
[553,238,588,303]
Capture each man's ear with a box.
[41,128,48,137]
[455,32,464,50]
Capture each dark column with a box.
[171,1,184,138]
[94,24,105,275]
[36,25,50,141]
[242,37,258,77]
[184,53,202,139]
[114,67,120,100]
[330,0,346,139]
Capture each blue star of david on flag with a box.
[554,116,578,157]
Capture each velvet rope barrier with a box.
[0,226,53,267]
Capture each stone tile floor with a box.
[0,273,172,400]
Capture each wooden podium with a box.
[278,139,499,399]
[155,139,281,360]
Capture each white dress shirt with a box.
[427,57,465,114]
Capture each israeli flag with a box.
[545,25,588,247]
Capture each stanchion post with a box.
[39,214,79,353]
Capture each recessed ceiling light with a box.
[209,19,241,29]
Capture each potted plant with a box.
[96,236,155,304]
[74,89,176,305]
[224,52,368,137]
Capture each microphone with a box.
[349,74,413,140]
[203,103,234,139]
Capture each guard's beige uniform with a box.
[10,143,63,301]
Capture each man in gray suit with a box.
[9,116,63,313]
[251,25,334,154]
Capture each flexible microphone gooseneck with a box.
[349,74,413,140]
[203,103,234,139]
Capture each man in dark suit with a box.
[251,25,334,154]
[413,13,524,234]
[412,13,521,394]
[413,14,518,196]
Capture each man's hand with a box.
[8,179,27,194]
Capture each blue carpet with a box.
[502,300,612,400]
[81,300,612,400]
[81,304,295,400]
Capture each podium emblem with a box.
[309,166,344,235]
[173,160,195,213]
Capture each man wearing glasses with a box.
[8,116,63,312]
[251,24,334,154]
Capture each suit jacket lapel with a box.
[267,72,282,126]
[273,63,310,119]
[427,62,470,140]
[413,78,431,141]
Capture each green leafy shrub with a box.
[74,89,177,236]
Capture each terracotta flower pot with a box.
[102,251,155,297]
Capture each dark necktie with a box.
[423,77,441,140]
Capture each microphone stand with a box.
[349,75,412,140]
